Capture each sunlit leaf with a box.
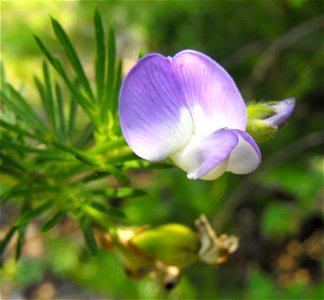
[112,59,123,124]
[51,18,95,102]
[138,48,145,59]
[0,119,46,142]
[34,35,94,119]
[42,62,57,135]
[68,92,78,142]
[102,26,116,124]
[94,9,106,106]
[55,82,67,143]
[1,86,47,134]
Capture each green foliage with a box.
[261,202,300,238]
[261,164,323,212]
[0,11,163,259]
[245,267,323,300]
[13,257,45,288]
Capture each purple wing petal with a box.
[173,50,247,133]
[119,54,193,161]
[264,98,296,127]
[170,129,239,180]
[226,130,261,174]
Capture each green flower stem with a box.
[91,136,127,154]
[122,160,171,170]
[51,141,99,166]
[105,153,136,165]
[51,140,135,186]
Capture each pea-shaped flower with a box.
[119,50,261,180]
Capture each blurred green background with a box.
[1,0,323,299]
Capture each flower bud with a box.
[99,215,239,289]
[130,224,200,268]
[246,98,296,143]
[263,98,296,127]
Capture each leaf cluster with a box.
[0,11,162,259]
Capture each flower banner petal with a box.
[170,129,239,180]
[173,50,247,134]
[119,54,193,161]
[226,130,261,174]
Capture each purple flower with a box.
[264,98,296,128]
[119,50,261,180]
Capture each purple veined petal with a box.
[226,130,261,174]
[119,50,253,174]
[170,129,239,180]
[173,50,247,134]
[119,54,194,161]
[264,98,296,127]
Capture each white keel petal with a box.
[226,130,261,174]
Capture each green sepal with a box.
[247,102,276,120]
[246,102,278,143]
[246,119,277,144]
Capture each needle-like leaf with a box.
[94,10,106,106]
[1,86,48,134]
[88,201,125,219]
[15,198,56,226]
[101,165,130,186]
[73,121,95,149]
[0,226,17,257]
[55,82,67,143]
[43,62,57,135]
[91,187,146,198]
[15,197,30,260]
[68,93,78,143]
[102,27,116,124]
[41,209,66,232]
[34,35,94,120]
[112,59,123,126]
[80,216,98,254]
[51,18,95,103]
[0,119,47,142]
